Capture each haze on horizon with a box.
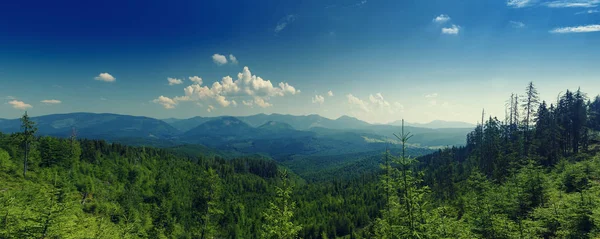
[2,0,600,124]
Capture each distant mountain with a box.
[238,114,373,130]
[161,118,183,124]
[0,112,471,149]
[391,120,476,129]
[165,113,373,132]
[238,113,333,130]
[258,121,295,131]
[334,115,371,129]
[0,113,180,139]
[183,116,256,138]
[167,116,214,132]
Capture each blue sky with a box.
[1,0,600,124]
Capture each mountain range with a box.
[0,112,475,162]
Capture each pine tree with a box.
[19,111,37,178]
[521,82,540,155]
[589,95,600,131]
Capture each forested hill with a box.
[2,83,600,238]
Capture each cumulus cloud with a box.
[153,96,177,109]
[252,97,273,108]
[507,0,534,8]
[442,25,460,35]
[94,73,116,82]
[425,93,439,98]
[510,21,526,28]
[327,90,334,97]
[212,54,228,65]
[207,105,215,112]
[153,66,298,110]
[312,95,325,104]
[545,0,600,8]
[348,93,403,114]
[41,99,61,104]
[275,15,297,33]
[229,54,238,64]
[369,93,389,108]
[347,94,370,112]
[9,100,32,110]
[433,14,451,23]
[189,76,203,84]
[168,77,183,86]
[550,24,600,33]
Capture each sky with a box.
[1,0,600,124]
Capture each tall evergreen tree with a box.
[589,95,600,131]
[521,82,540,154]
[19,111,37,178]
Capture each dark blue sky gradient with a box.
[1,0,600,123]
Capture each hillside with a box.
[0,112,180,140]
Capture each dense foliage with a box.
[2,83,600,238]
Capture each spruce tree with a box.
[19,111,37,178]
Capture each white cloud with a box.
[425,93,439,98]
[545,0,600,8]
[433,14,451,23]
[441,25,460,35]
[229,54,238,64]
[189,76,203,85]
[41,99,61,104]
[550,24,600,33]
[369,93,390,108]
[348,93,403,114]
[394,102,405,111]
[4,96,16,100]
[242,100,253,107]
[94,73,116,82]
[576,9,600,13]
[207,105,215,112]
[312,95,325,104]
[327,90,334,97]
[347,94,370,112]
[510,21,526,28]
[253,97,273,108]
[9,100,32,110]
[153,66,298,110]
[275,15,297,33]
[507,0,534,8]
[167,77,183,86]
[212,54,228,65]
[152,96,177,109]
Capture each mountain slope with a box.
[0,113,180,139]
[167,116,214,132]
